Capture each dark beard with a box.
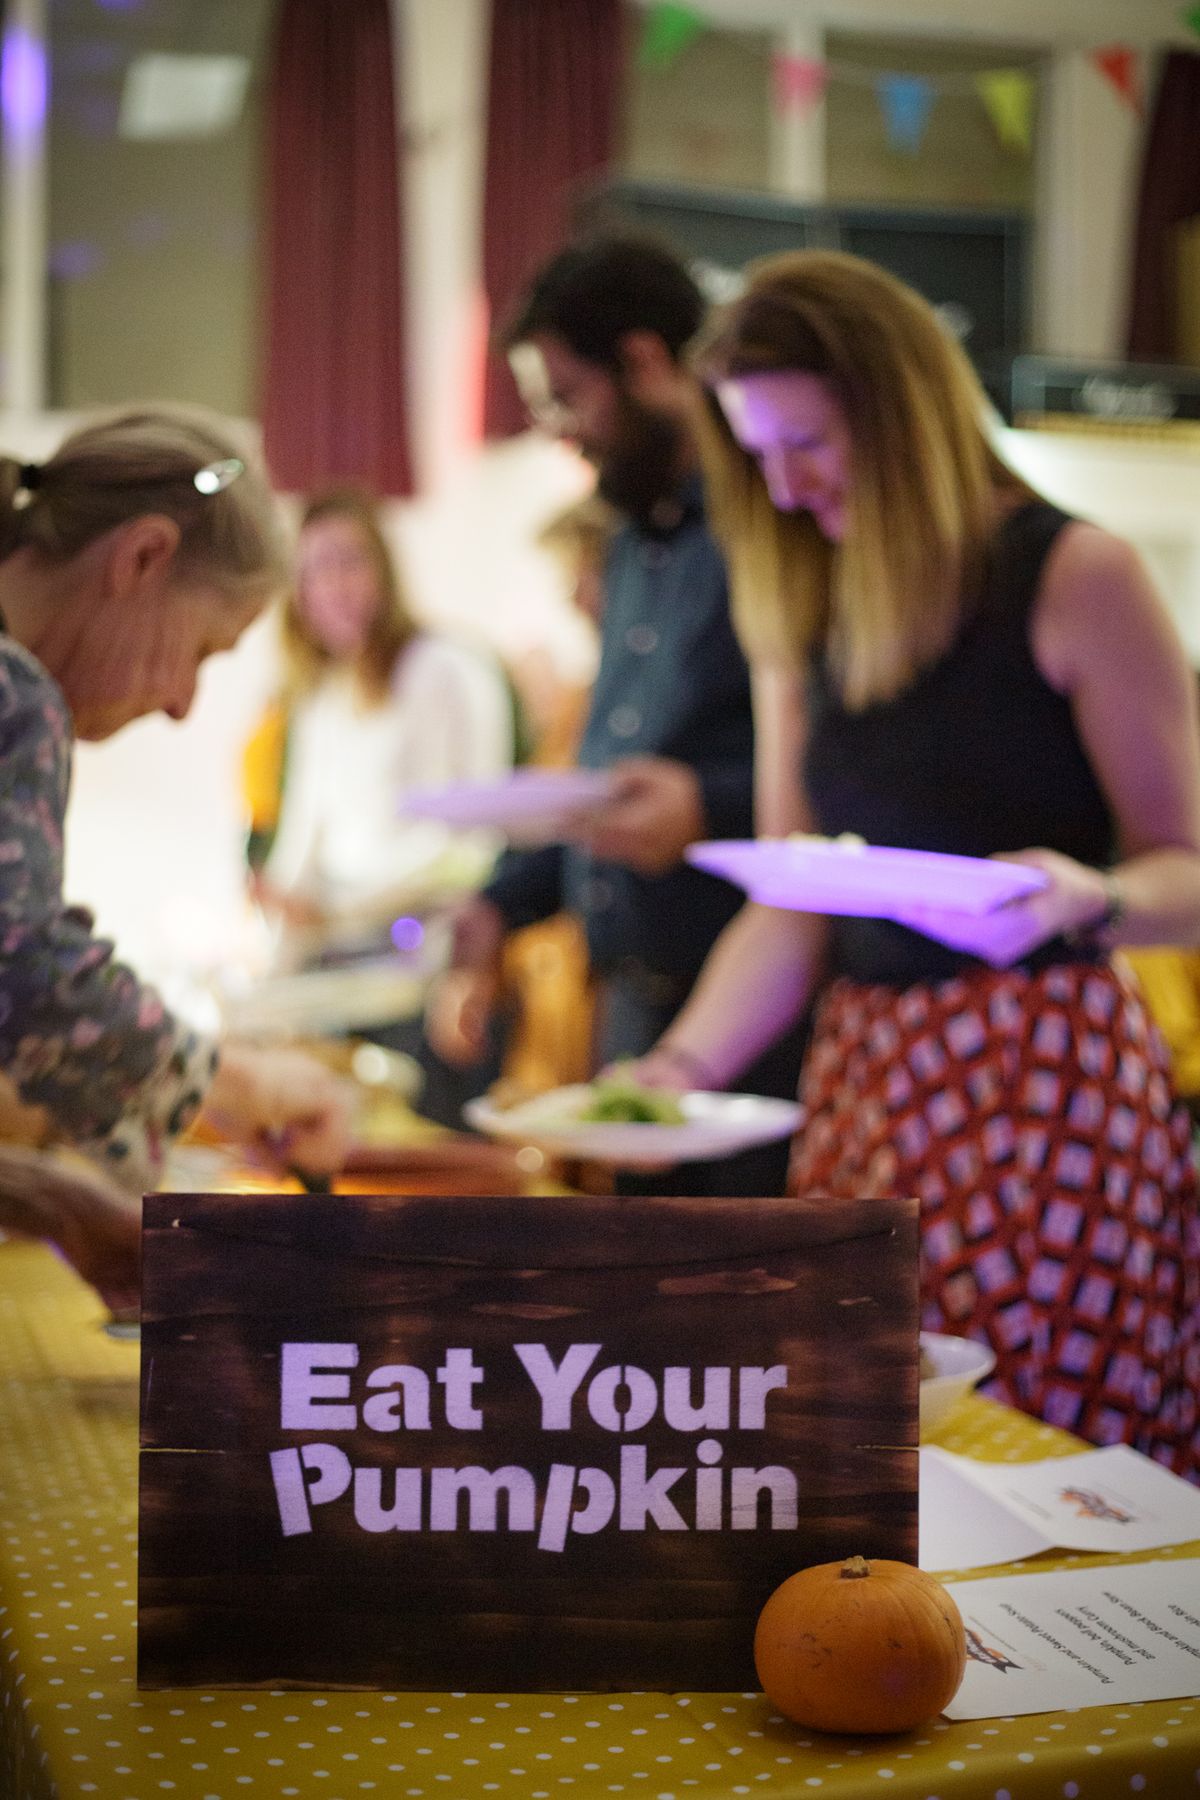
[594,393,686,530]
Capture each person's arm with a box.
[0,651,352,1186]
[480,843,566,934]
[892,525,1200,964]
[0,1143,141,1314]
[636,665,829,1088]
[0,652,219,1192]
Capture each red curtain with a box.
[482,0,626,438]
[1126,50,1200,363]
[261,0,414,496]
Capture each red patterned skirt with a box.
[789,960,1200,1481]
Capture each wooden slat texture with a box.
[138,1191,920,1691]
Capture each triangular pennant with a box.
[638,3,705,72]
[975,69,1035,154]
[877,73,934,154]
[771,52,827,117]
[1184,5,1200,39]
[1092,44,1141,112]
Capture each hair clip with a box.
[193,457,244,496]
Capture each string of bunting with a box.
[639,4,1147,156]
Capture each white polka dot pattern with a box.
[1,1240,1198,1799]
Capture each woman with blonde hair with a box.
[0,405,353,1280]
[636,250,1200,1477]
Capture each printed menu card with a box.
[942,1557,1200,1719]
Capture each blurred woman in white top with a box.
[252,488,514,972]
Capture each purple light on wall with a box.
[49,239,105,280]
[1,28,47,142]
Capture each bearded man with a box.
[429,235,806,1196]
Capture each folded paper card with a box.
[920,1444,1200,1572]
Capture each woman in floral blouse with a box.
[0,405,353,1287]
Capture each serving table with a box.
[1,1235,1197,1800]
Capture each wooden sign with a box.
[138,1191,919,1691]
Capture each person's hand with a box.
[602,1042,721,1093]
[249,874,327,932]
[201,1044,355,1178]
[425,966,501,1068]
[423,896,506,1068]
[568,756,705,876]
[446,894,507,972]
[890,848,1111,969]
[0,1144,141,1315]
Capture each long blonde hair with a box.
[693,250,1032,710]
[0,404,287,605]
[281,487,417,706]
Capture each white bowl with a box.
[919,1331,996,1436]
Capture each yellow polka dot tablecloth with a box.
[1,1237,1198,1800]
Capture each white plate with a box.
[919,1331,997,1436]
[465,1086,803,1168]
[687,837,1048,919]
[400,769,614,841]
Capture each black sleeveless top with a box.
[804,501,1117,986]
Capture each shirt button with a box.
[608,704,641,738]
[641,543,670,569]
[626,625,658,656]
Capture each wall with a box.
[999,428,1200,661]
[46,0,271,416]
[823,33,1038,213]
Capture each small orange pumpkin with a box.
[754,1555,966,1735]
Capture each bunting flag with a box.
[771,51,827,118]
[975,69,1035,154]
[638,3,705,72]
[1091,44,1142,113]
[877,73,934,154]
[1182,5,1200,39]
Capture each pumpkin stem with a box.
[840,1556,871,1580]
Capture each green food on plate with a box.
[577,1074,687,1126]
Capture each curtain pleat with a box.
[482,0,625,438]
[1126,50,1200,364]
[262,0,414,495]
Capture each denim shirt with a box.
[485,477,754,985]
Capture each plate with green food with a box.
[464,1072,802,1168]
